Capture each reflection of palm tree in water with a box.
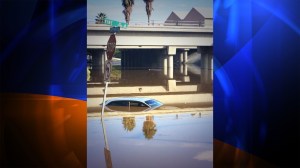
[122,117,136,132]
[143,115,157,139]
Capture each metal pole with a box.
[100,82,112,167]
[101,117,109,150]
[101,117,113,168]
[101,81,109,117]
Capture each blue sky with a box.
[87,0,212,24]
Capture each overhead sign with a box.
[104,18,128,28]
[109,26,120,34]
[106,34,116,60]
[104,60,112,82]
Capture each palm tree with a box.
[143,0,154,25]
[95,12,107,24]
[122,0,134,24]
[142,116,157,139]
[122,117,136,132]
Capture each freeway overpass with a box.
[87,24,213,49]
[87,24,213,94]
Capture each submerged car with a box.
[101,97,163,112]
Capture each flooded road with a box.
[88,66,212,91]
[87,49,213,93]
[87,49,213,167]
[87,112,213,168]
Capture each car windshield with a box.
[145,100,161,107]
[107,101,128,106]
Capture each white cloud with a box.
[193,150,213,162]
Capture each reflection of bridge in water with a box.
[87,25,213,109]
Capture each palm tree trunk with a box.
[122,0,134,25]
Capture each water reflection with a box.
[122,117,136,132]
[88,112,213,168]
[122,116,158,139]
[87,64,212,92]
[143,116,157,140]
[191,112,202,118]
[100,118,113,168]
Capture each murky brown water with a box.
[87,112,213,168]
[87,61,212,93]
[87,50,213,167]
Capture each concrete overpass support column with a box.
[168,55,173,79]
[198,46,212,70]
[209,54,212,70]
[180,51,184,64]
[179,63,189,82]
[183,49,189,64]
[180,63,183,74]
[102,49,107,74]
[180,51,184,74]
[198,46,213,91]
[163,57,168,76]
[167,47,177,91]
[89,49,102,82]
[180,49,190,82]
[198,47,204,68]
[184,64,188,76]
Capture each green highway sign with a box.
[104,18,128,28]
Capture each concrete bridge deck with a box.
[87,24,213,49]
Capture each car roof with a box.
[105,97,155,104]
[102,97,163,112]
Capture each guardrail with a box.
[164,20,204,27]
[87,20,211,27]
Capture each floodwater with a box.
[87,50,213,167]
[87,50,213,93]
[87,112,213,168]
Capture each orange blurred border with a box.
[214,139,275,168]
[0,93,86,167]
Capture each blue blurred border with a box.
[214,0,300,166]
[0,1,87,167]
[0,0,86,101]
